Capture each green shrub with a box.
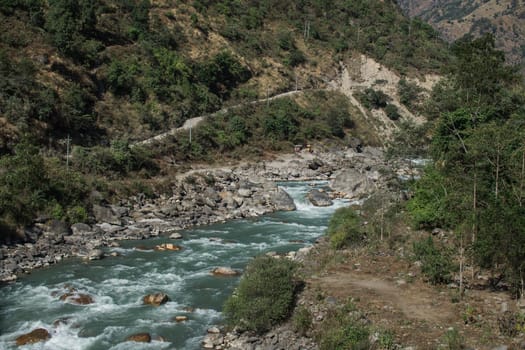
[67,205,88,223]
[385,104,400,121]
[413,237,455,284]
[397,78,423,109]
[223,255,298,334]
[358,88,389,109]
[326,207,363,249]
[442,327,464,350]
[317,301,370,350]
[292,306,312,336]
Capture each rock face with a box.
[307,189,333,207]
[126,333,151,342]
[15,328,50,346]
[143,293,170,306]
[211,267,240,276]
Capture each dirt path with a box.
[313,272,454,324]
[305,249,515,349]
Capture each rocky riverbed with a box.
[0,146,397,284]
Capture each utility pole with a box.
[304,20,310,41]
[295,74,298,91]
[189,126,192,144]
[66,134,71,172]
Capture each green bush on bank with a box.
[412,236,455,284]
[326,207,363,249]
[223,255,299,334]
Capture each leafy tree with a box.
[0,139,47,224]
[45,0,98,58]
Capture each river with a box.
[0,181,349,349]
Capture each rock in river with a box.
[126,333,151,343]
[143,292,170,306]
[211,267,240,276]
[59,293,95,305]
[154,243,182,251]
[269,188,296,211]
[307,189,333,207]
[16,328,50,346]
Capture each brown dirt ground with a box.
[304,246,524,349]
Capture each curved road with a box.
[133,89,312,146]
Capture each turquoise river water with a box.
[0,182,349,350]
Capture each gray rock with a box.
[269,188,296,211]
[71,223,92,235]
[308,158,324,170]
[93,205,121,225]
[238,188,252,198]
[169,232,183,239]
[98,223,124,234]
[348,137,363,152]
[330,168,373,199]
[87,249,104,261]
[45,220,71,236]
[307,189,333,207]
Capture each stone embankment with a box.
[0,146,393,283]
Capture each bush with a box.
[359,88,389,109]
[412,236,455,284]
[317,299,370,350]
[292,306,312,336]
[397,78,423,109]
[326,207,363,249]
[223,255,299,334]
[385,104,400,121]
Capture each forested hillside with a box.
[0,0,449,234]
[406,34,525,297]
[397,0,525,66]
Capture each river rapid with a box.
[0,182,349,350]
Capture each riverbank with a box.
[0,146,394,283]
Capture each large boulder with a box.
[16,328,50,346]
[269,188,296,211]
[307,189,333,207]
[92,205,121,225]
[330,168,374,199]
[143,293,170,306]
[70,223,92,235]
[45,220,71,236]
[86,249,105,261]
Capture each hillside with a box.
[0,0,451,232]
[397,0,525,65]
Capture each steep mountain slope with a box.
[397,0,525,65]
[0,0,450,231]
[0,0,448,150]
